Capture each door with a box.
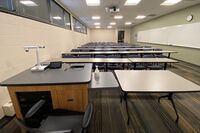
[118,31,125,43]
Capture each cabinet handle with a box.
[67,98,74,101]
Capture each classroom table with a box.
[49,58,178,70]
[49,58,131,71]
[89,72,119,89]
[63,51,177,58]
[75,47,156,51]
[114,70,200,124]
[79,46,141,48]
[128,58,178,70]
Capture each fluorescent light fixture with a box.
[76,26,81,29]
[125,22,132,25]
[95,26,100,28]
[107,26,112,28]
[92,16,101,20]
[136,15,146,19]
[161,0,182,6]
[20,0,38,6]
[94,22,100,25]
[53,16,62,20]
[124,0,141,6]
[86,0,100,6]
[114,15,123,19]
[110,22,116,25]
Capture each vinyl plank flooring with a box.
[0,61,200,133]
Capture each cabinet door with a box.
[55,84,88,112]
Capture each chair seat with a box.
[129,63,146,70]
[40,115,83,133]
[147,65,164,70]
[108,63,123,70]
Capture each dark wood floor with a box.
[0,61,200,133]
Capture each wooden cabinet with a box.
[8,84,88,119]
[54,84,88,112]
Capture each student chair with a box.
[79,55,91,58]
[15,99,93,133]
[107,55,123,70]
[143,53,164,70]
[128,54,146,70]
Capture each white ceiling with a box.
[57,0,200,29]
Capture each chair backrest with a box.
[128,54,140,58]
[95,55,107,58]
[82,104,93,129]
[143,54,154,58]
[25,99,45,119]
[79,55,91,58]
[62,54,74,58]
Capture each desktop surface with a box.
[0,63,92,86]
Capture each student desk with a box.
[114,70,200,124]
[78,46,141,48]
[49,58,131,71]
[75,47,156,51]
[63,51,177,58]
[128,58,178,69]
[0,63,92,119]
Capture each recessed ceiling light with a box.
[20,0,38,6]
[53,16,62,20]
[161,0,182,6]
[94,22,100,25]
[86,0,100,6]
[95,26,100,28]
[107,26,112,28]
[136,15,146,19]
[92,16,101,20]
[125,22,132,25]
[114,15,123,19]
[124,0,141,6]
[110,22,116,25]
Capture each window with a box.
[0,0,16,11]
[17,0,49,22]
[64,11,71,30]
[50,0,64,27]
[0,0,81,31]
[73,17,87,34]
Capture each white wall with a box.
[0,12,90,118]
[90,29,117,42]
[90,28,131,43]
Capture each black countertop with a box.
[0,63,92,86]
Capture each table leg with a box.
[158,93,179,123]
[164,63,167,70]
[168,53,171,58]
[105,63,108,72]
[124,92,130,125]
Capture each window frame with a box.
[0,0,76,31]
[73,17,87,34]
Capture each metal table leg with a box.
[164,63,167,70]
[124,92,130,125]
[158,93,179,123]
